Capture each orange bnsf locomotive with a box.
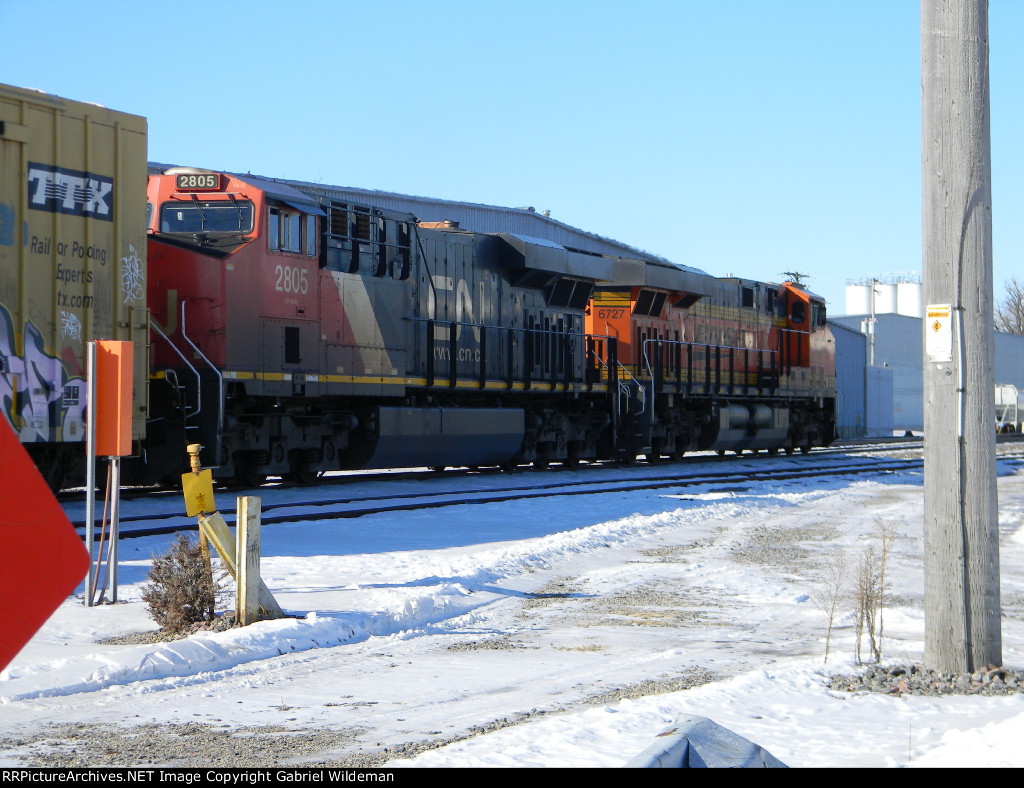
[136,166,835,485]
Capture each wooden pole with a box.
[198,511,284,620]
[921,0,1001,672]
[236,496,262,626]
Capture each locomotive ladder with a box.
[587,336,650,458]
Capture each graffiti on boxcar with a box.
[121,243,144,304]
[0,303,82,443]
[60,310,82,341]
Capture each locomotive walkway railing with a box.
[640,338,781,398]
[408,317,589,392]
[777,327,810,372]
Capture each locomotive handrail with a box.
[181,301,225,437]
[640,337,779,397]
[777,327,812,373]
[148,317,202,422]
[407,315,586,392]
[585,335,646,417]
[586,344,636,401]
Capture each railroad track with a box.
[68,448,1024,541]
[57,436,928,506]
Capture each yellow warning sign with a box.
[925,303,953,363]
[182,469,216,516]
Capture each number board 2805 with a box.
[175,173,220,191]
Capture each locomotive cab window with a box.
[159,199,254,235]
[790,301,806,325]
[268,206,301,253]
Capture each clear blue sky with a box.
[3,0,1021,315]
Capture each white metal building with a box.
[836,278,1024,433]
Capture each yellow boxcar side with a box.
[0,83,147,481]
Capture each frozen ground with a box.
[3,450,1024,768]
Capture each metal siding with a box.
[872,315,923,431]
[889,360,922,432]
[866,365,895,436]
[830,320,867,438]
[995,331,1024,389]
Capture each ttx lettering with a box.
[27,163,114,220]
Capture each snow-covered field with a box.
[4,450,1024,768]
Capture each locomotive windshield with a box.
[159,198,254,236]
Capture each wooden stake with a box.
[236,496,262,626]
[198,511,284,620]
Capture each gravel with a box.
[0,668,717,769]
[828,663,1024,697]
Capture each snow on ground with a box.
[3,450,1024,767]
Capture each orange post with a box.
[94,341,133,457]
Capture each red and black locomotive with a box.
[140,166,836,484]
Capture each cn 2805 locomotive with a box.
[140,166,835,485]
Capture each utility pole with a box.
[921,0,1000,672]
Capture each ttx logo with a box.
[27,163,114,221]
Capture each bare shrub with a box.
[811,549,847,663]
[141,534,223,633]
[874,519,898,660]
[853,520,899,664]
[855,544,880,664]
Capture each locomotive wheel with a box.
[533,458,550,470]
[501,460,520,473]
[238,468,267,488]
[234,450,268,487]
[767,447,779,456]
[430,465,446,473]
[716,450,726,457]
[286,464,320,485]
[800,445,812,455]
[563,456,581,469]
[784,446,795,456]
[645,452,661,464]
